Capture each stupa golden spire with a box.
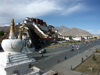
[10,18,14,33]
[9,18,16,39]
[19,28,22,39]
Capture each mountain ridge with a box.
[0,26,10,32]
[55,26,93,36]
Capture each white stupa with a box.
[0,19,37,75]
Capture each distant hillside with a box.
[55,26,69,32]
[0,26,10,44]
[0,26,10,32]
[55,26,93,36]
[93,34,100,36]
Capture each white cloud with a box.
[90,30,100,34]
[87,30,93,32]
[4,24,10,26]
[0,0,87,26]
[61,3,84,15]
[0,0,62,26]
[86,30,93,34]
[96,30,100,34]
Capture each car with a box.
[39,49,46,54]
[77,47,80,50]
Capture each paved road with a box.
[32,40,100,72]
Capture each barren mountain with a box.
[55,26,69,32]
[0,26,10,32]
[55,26,93,36]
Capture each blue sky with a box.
[0,0,100,34]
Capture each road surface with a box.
[32,40,100,72]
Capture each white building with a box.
[65,37,70,41]
[23,17,55,33]
[84,36,88,39]
[88,36,93,39]
[72,36,82,41]
[24,20,33,25]
[83,36,93,39]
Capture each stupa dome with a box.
[1,39,24,52]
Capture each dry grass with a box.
[58,72,64,75]
[95,49,100,53]
[75,54,100,75]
